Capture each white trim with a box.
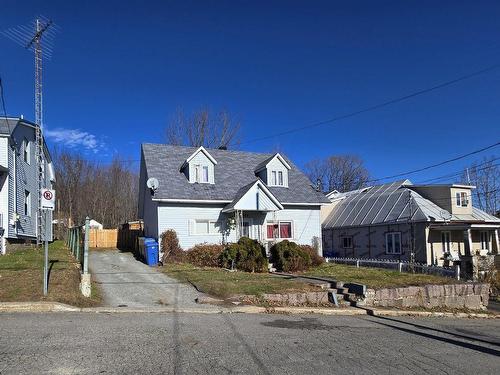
[185,146,217,165]
[265,219,294,240]
[255,153,291,172]
[153,198,231,203]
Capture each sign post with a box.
[41,189,55,296]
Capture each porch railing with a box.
[325,257,460,280]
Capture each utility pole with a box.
[408,189,415,272]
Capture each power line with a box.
[235,62,500,146]
[366,141,500,183]
[415,157,500,184]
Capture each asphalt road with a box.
[89,250,215,309]
[0,312,499,375]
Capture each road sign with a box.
[41,189,55,210]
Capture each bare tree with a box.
[305,155,370,193]
[165,108,241,148]
[53,150,139,229]
[461,157,499,215]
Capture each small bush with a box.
[300,245,325,267]
[220,237,268,272]
[160,229,185,263]
[186,243,225,268]
[270,240,312,272]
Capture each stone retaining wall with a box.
[239,291,334,307]
[360,283,490,310]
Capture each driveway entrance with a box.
[89,250,212,309]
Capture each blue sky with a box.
[1,0,499,182]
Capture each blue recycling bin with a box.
[144,238,159,266]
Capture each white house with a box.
[138,144,329,255]
[0,117,55,254]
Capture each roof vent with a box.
[218,145,227,150]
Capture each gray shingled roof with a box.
[141,143,329,204]
[0,117,17,135]
[323,180,500,228]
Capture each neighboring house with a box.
[0,117,55,254]
[138,144,329,255]
[321,179,500,266]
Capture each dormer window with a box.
[183,146,217,184]
[456,192,469,207]
[255,153,291,188]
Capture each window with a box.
[441,231,451,253]
[24,190,31,216]
[456,192,469,207]
[23,138,30,164]
[194,164,200,182]
[341,236,353,249]
[194,220,218,234]
[278,171,283,186]
[266,221,292,239]
[385,232,401,254]
[480,231,490,250]
[202,166,209,183]
[269,170,285,186]
[271,171,277,185]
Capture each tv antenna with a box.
[2,16,59,247]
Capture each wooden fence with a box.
[89,229,118,248]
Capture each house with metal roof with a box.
[138,143,329,254]
[0,117,55,254]
[321,179,500,266]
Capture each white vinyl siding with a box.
[188,152,215,184]
[266,157,288,187]
[157,203,234,249]
[263,206,321,251]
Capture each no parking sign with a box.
[41,189,55,210]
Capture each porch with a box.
[427,224,500,266]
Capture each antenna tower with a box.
[2,16,58,244]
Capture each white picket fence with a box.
[325,257,460,280]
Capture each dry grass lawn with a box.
[0,240,101,307]
[163,263,317,299]
[303,263,460,289]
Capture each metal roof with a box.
[141,143,329,205]
[323,180,500,228]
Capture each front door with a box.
[241,219,253,239]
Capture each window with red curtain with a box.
[267,224,275,238]
[279,222,292,238]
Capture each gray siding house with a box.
[0,117,55,254]
[321,180,500,266]
[138,144,329,255]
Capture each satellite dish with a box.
[439,209,452,223]
[147,177,159,191]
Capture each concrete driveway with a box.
[89,250,212,309]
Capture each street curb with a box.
[0,302,80,313]
[1,302,498,318]
[361,307,500,319]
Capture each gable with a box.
[223,181,283,212]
